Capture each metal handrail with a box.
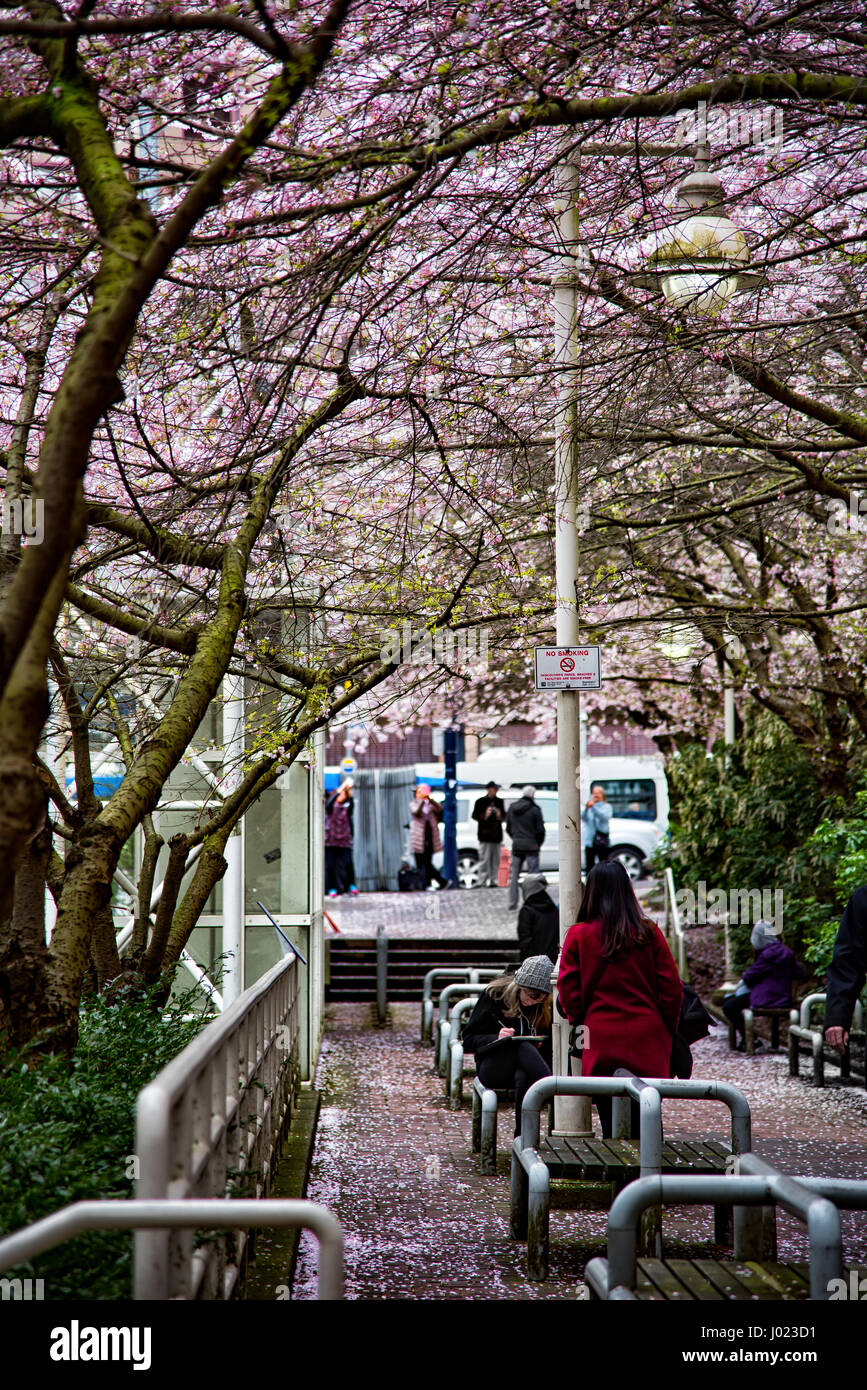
[135,952,300,1299]
[0,1200,343,1301]
[663,867,685,977]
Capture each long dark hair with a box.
[577,860,654,958]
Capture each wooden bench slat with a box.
[690,1258,759,1300]
[678,1140,729,1171]
[636,1258,696,1300]
[703,1139,733,1160]
[719,1260,797,1300]
[631,1265,667,1300]
[661,1140,706,1170]
[752,1262,811,1298]
[538,1138,568,1177]
[666,1259,729,1300]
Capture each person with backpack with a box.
[517,874,559,965]
[505,785,545,909]
[557,860,682,1136]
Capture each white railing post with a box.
[222,674,245,1006]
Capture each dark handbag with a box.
[669,983,713,1078]
[592,830,610,849]
[397,864,424,892]
[678,982,713,1043]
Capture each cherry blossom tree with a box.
[2,0,867,1053]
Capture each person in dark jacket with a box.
[505,785,545,909]
[463,955,554,1134]
[472,781,505,887]
[825,886,867,1054]
[722,920,805,1049]
[517,874,559,964]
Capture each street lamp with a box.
[632,145,765,313]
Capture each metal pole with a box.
[376,924,388,1024]
[222,674,245,1006]
[442,727,458,885]
[552,160,590,1137]
[724,684,735,744]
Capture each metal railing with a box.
[662,867,686,977]
[788,992,866,1089]
[135,952,300,1299]
[421,967,501,1042]
[0,1200,343,1301]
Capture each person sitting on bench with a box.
[722,919,805,1050]
[462,956,554,1135]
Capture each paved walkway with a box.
[326,879,656,938]
[292,1003,867,1300]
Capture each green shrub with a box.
[656,710,867,977]
[0,985,213,1300]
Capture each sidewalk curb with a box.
[242,1087,321,1300]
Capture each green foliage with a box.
[0,985,213,1299]
[787,787,867,973]
[657,717,820,889]
[656,710,867,975]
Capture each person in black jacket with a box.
[825,886,867,1054]
[505,785,545,909]
[517,874,559,964]
[471,781,505,887]
[462,955,553,1134]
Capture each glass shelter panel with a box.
[245,765,311,916]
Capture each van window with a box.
[590,779,657,819]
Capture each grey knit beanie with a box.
[513,955,555,993]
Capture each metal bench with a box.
[729,1004,791,1054]
[471,1076,555,1175]
[788,993,866,1088]
[472,1077,515,1174]
[510,1073,752,1281]
[445,996,480,1108]
[586,1159,867,1301]
[420,967,500,1043]
[434,983,486,1075]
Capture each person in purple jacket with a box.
[722,919,805,1050]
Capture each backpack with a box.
[398,863,424,892]
[670,983,714,1079]
[679,982,713,1043]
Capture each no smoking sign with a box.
[534,645,601,690]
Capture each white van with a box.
[433,787,657,887]
[417,749,668,887]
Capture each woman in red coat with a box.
[557,860,682,1136]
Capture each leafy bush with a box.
[0,986,213,1299]
[656,710,867,978]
